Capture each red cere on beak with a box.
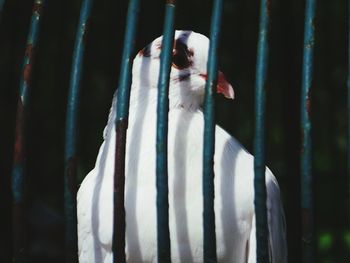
[200,71,235,100]
[217,71,234,99]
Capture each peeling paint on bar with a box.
[203,0,223,262]
[113,0,141,262]
[64,0,93,262]
[156,1,176,262]
[22,44,34,86]
[253,0,270,262]
[11,0,45,261]
[300,0,316,262]
[13,100,26,204]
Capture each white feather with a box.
[77,30,287,263]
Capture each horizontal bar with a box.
[64,0,93,261]
[300,0,316,262]
[156,1,176,262]
[253,0,270,262]
[12,0,45,261]
[113,0,141,262]
[202,0,223,262]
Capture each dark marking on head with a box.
[139,44,151,57]
[172,39,193,69]
[177,31,191,43]
[178,73,191,82]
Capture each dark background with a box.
[0,0,349,262]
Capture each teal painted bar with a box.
[11,1,45,261]
[300,0,316,262]
[156,1,176,262]
[64,0,93,261]
[0,0,5,20]
[115,0,141,121]
[348,0,350,226]
[253,0,270,262]
[203,0,223,262]
[113,0,141,262]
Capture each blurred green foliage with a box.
[0,0,349,262]
[319,231,333,251]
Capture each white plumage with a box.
[77,30,287,263]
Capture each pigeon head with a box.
[132,30,234,110]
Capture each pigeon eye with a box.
[172,41,192,69]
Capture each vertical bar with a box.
[64,0,93,262]
[202,0,223,262]
[253,0,270,262]
[300,0,316,262]
[11,1,45,262]
[348,0,350,223]
[0,0,5,20]
[156,1,176,262]
[113,0,140,262]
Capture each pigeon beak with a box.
[200,71,235,100]
[217,71,234,99]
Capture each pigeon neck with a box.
[128,82,203,112]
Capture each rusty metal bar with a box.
[202,0,224,262]
[113,0,141,262]
[11,1,45,262]
[156,1,176,262]
[300,0,316,262]
[64,0,93,262]
[253,0,270,262]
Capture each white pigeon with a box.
[77,30,287,263]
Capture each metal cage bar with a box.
[11,0,45,261]
[202,0,223,262]
[64,0,93,261]
[113,0,141,262]
[300,0,316,262]
[0,0,5,20]
[253,0,270,262]
[347,0,350,222]
[348,0,350,226]
[156,0,176,262]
